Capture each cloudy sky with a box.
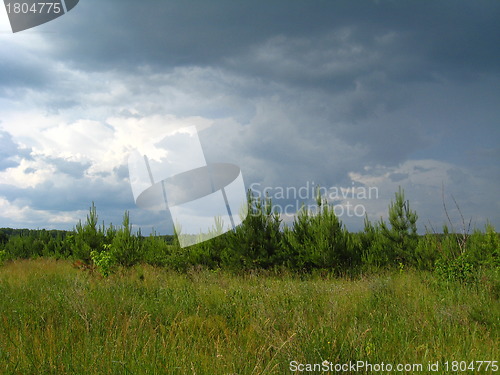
[0,0,499,235]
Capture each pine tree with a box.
[380,187,418,265]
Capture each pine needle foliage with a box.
[379,187,419,265]
[283,195,359,273]
[223,190,282,270]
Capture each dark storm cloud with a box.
[0,131,31,170]
[1,0,499,231]
[389,172,409,183]
[50,0,500,80]
[0,176,132,212]
[0,175,171,231]
[113,164,130,180]
[0,36,58,93]
[44,157,91,178]
[0,131,19,170]
[52,0,336,69]
[44,0,500,172]
[0,59,52,91]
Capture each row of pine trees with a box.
[0,188,498,281]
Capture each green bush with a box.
[0,229,8,247]
[428,223,498,283]
[360,217,391,269]
[435,253,476,284]
[0,188,497,278]
[142,231,171,266]
[4,235,37,259]
[72,202,106,263]
[162,235,196,272]
[362,187,418,269]
[467,224,500,268]
[189,233,226,269]
[223,191,282,270]
[380,187,419,265]
[42,235,69,259]
[282,197,358,273]
[90,245,115,277]
[109,211,142,267]
[414,233,440,271]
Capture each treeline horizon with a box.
[0,187,498,282]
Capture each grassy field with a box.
[0,259,498,374]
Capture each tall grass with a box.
[0,259,498,374]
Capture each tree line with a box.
[0,188,498,282]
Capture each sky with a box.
[0,0,499,235]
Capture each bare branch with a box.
[441,184,473,255]
[451,193,466,236]
[442,183,456,234]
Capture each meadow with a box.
[0,259,498,374]
[0,189,498,373]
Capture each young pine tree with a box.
[379,187,419,265]
[110,211,142,267]
[73,202,105,262]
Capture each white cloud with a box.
[0,157,55,188]
[0,196,84,227]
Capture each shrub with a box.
[142,231,171,266]
[162,235,194,272]
[282,192,359,273]
[223,191,282,270]
[360,217,392,269]
[4,235,36,259]
[189,232,226,269]
[109,211,142,267]
[414,233,440,271]
[90,245,115,277]
[72,202,106,263]
[379,187,419,265]
[467,224,500,269]
[0,230,8,247]
[435,253,476,284]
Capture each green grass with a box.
[0,259,498,374]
